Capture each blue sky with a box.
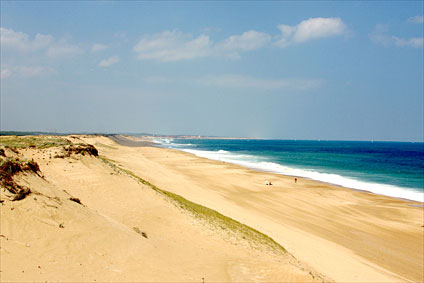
[1,1,423,141]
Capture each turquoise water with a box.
[155,139,424,202]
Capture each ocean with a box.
[154,139,424,202]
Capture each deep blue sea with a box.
[154,139,424,202]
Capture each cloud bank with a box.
[0,27,82,57]
[0,27,52,52]
[370,24,423,48]
[133,18,347,62]
[133,30,212,61]
[132,29,272,62]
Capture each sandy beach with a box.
[1,135,423,282]
[3,1,423,282]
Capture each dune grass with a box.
[0,136,72,149]
[99,156,286,254]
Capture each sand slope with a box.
[95,135,423,282]
[1,136,322,282]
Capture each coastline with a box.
[106,135,423,282]
[132,136,424,203]
[1,135,422,282]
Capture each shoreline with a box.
[119,135,423,204]
[187,154,423,204]
[102,135,423,282]
[162,145,424,206]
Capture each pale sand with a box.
[1,136,324,282]
[90,135,424,282]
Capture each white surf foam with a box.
[179,148,424,203]
[153,138,174,145]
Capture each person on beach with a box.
[294,178,297,183]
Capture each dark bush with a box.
[0,160,22,175]
[12,187,31,201]
[0,158,39,201]
[69,197,82,205]
[64,144,98,157]
[22,160,40,174]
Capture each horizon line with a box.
[0,130,422,143]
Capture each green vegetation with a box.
[0,131,67,136]
[99,156,286,254]
[0,136,72,149]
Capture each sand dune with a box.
[1,135,324,282]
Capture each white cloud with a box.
[219,30,271,51]
[15,66,52,76]
[408,16,424,24]
[133,29,275,62]
[0,27,53,52]
[1,27,82,57]
[99,56,120,67]
[133,19,348,62]
[392,37,424,48]
[276,17,347,47]
[0,65,55,79]
[370,24,423,48]
[91,43,107,52]
[133,30,212,62]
